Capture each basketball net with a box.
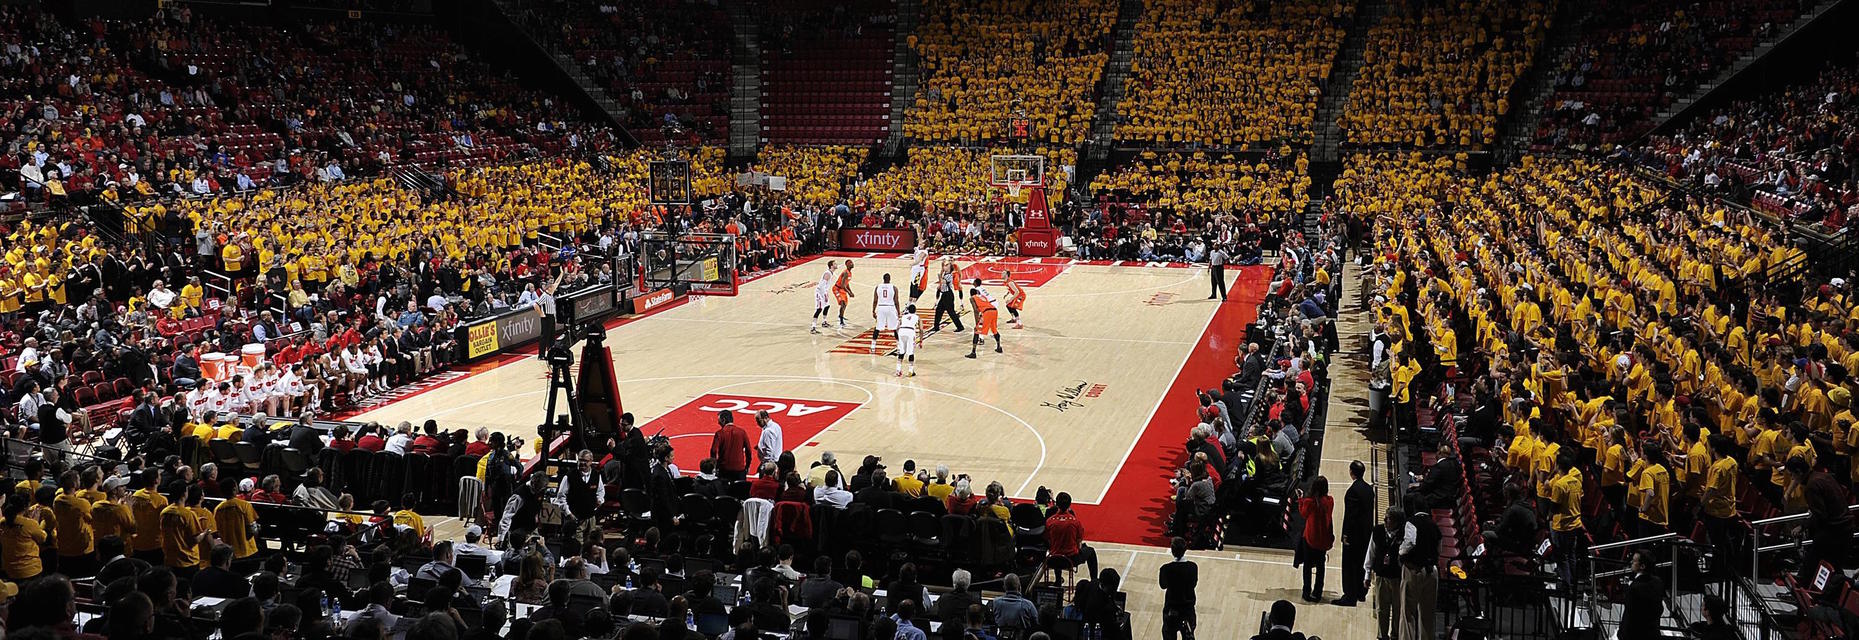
[1007,182,1022,198]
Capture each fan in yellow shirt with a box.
[214,492,260,560]
[160,486,210,569]
[51,472,95,574]
[0,494,48,580]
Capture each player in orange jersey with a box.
[966,278,1002,358]
[833,260,855,328]
[997,267,1027,329]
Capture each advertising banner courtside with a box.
[633,288,677,314]
[839,228,916,252]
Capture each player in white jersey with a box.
[811,260,838,333]
[895,304,921,376]
[871,273,901,351]
[907,243,931,301]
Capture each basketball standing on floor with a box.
[871,273,900,352]
[811,260,837,333]
[997,267,1027,329]
[895,304,920,376]
[966,278,1002,358]
[833,260,856,328]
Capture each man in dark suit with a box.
[1336,460,1375,606]
[1404,442,1461,511]
[1158,537,1198,640]
[287,415,326,454]
[1618,550,1664,640]
[1249,600,1304,640]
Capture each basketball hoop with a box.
[1007,182,1022,198]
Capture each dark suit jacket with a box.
[1416,455,1462,510]
[1342,479,1375,545]
[1618,572,1665,639]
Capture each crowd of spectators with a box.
[905,0,1117,146]
[1169,220,1343,551]
[1532,0,1815,149]
[504,0,733,145]
[1629,55,1859,231]
[1115,0,1351,148]
[3,3,613,208]
[1089,150,1310,217]
[746,146,867,208]
[1340,0,1549,149]
[1341,151,1856,636]
[0,388,1143,640]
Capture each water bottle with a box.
[625,573,634,589]
[331,598,342,630]
[321,594,331,621]
[686,610,695,628]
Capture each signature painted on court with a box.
[770,281,813,295]
[1042,380,1106,411]
[1145,292,1176,306]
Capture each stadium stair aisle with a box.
[1495,0,1584,163]
[1316,261,1389,541]
[1082,0,1146,165]
[1309,0,1388,164]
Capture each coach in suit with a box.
[1336,461,1375,606]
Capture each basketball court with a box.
[349,254,1271,544]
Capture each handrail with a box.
[1748,503,1859,583]
[1588,532,1682,554]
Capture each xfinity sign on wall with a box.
[839,228,916,252]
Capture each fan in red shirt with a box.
[1044,492,1100,578]
[328,425,358,453]
[709,412,753,482]
[1294,476,1336,603]
[356,425,388,452]
[410,421,445,454]
[464,427,494,457]
[748,462,780,500]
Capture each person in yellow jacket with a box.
[127,470,170,563]
[1631,444,1672,538]
[92,476,136,546]
[51,471,94,577]
[1546,452,1585,587]
[214,487,259,560]
[161,486,209,570]
[221,241,245,275]
[0,493,48,580]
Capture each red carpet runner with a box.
[1071,266,1272,547]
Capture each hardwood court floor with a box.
[355,255,1223,506]
[395,254,1378,637]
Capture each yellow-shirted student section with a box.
[1088,150,1311,216]
[853,146,1075,209]
[1340,0,1551,148]
[906,0,1117,145]
[136,147,732,289]
[748,145,869,207]
[1343,151,1849,539]
[1116,0,1351,147]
